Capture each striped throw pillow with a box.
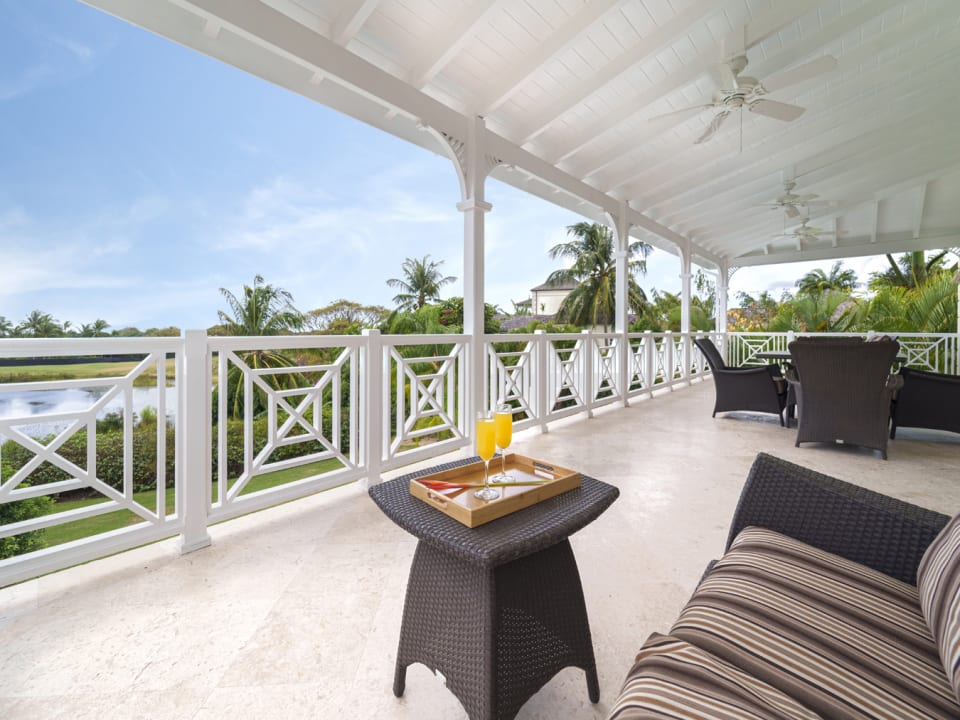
[918,512,960,701]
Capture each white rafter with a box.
[331,0,379,46]
[406,0,500,90]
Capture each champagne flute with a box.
[474,412,500,501]
[491,403,513,482]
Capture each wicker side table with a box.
[369,458,619,720]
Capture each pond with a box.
[0,386,178,438]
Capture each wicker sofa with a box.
[608,453,960,719]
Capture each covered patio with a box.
[3,1,960,718]
[3,382,959,719]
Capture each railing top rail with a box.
[208,334,364,351]
[0,337,182,358]
[381,333,469,345]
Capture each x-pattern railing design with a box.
[215,346,358,505]
[387,342,465,460]
[487,340,536,422]
[0,352,172,542]
[591,336,620,401]
[628,336,646,391]
[548,337,584,412]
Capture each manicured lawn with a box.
[0,358,178,386]
[40,458,344,547]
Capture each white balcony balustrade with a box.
[0,329,955,586]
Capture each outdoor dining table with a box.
[756,350,907,364]
[368,457,619,720]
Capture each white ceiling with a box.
[83,0,960,270]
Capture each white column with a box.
[611,202,631,407]
[178,329,212,554]
[457,115,493,426]
[679,248,692,335]
[679,249,693,384]
[361,328,383,488]
[716,261,729,335]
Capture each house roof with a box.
[83,0,960,270]
[531,280,577,292]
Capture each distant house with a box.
[529,279,577,315]
[498,279,577,331]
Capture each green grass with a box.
[0,359,178,386]
[39,457,344,548]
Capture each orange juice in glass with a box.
[474,413,500,501]
[491,404,513,482]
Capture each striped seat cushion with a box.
[671,527,959,719]
[608,633,823,719]
[917,512,960,700]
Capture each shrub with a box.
[0,496,53,559]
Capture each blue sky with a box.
[0,1,886,332]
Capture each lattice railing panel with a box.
[385,340,466,462]
[548,337,584,413]
[0,350,175,543]
[487,339,537,422]
[213,345,359,506]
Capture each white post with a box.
[612,201,631,407]
[581,330,594,418]
[178,329,211,554]
[535,329,549,433]
[644,330,655,398]
[361,329,383,488]
[716,262,729,336]
[457,115,493,428]
[679,249,692,384]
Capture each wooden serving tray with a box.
[409,453,581,528]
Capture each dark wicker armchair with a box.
[788,338,900,459]
[891,367,960,438]
[694,337,788,426]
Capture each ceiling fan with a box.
[760,180,837,219]
[775,219,843,246]
[651,53,837,145]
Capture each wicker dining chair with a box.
[694,337,788,426]
[890,367,960,438]
[788,338,900,459]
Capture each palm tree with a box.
[868,250,951,291]
[386,255,456,311]
[217,275,306,418]
[0,316,12,338]
[17,310,62,337]
[769,290,857,333]
[546,222,651,331]
[795,261,858,296]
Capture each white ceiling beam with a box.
[484,132,720,265]
[407,0,500,90]
[575,0,904,179]
[625,37,960,216]
[607,9,958,204]
[331,0,380,46]
[516,0,726,146]
[480,0,624,114]
[658,99,960,233]
[735,230,960,267]
[257,0,329,34]
[700,148,960,258]
[161,0,467,136]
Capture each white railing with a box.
[727,332,960,374]
[4,327,954,585]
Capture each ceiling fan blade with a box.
[761,55,838,93]
[694,110,730,144]
[711,61,738,92]
[647,103,715,122]
[795,193,819,203]
[750,99,805,122]
[785,205,800,219]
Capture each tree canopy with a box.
[386,255,456,311]
[546,222,651,331]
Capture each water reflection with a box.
[0,386,177,438]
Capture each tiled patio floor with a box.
[2,379,959,719]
